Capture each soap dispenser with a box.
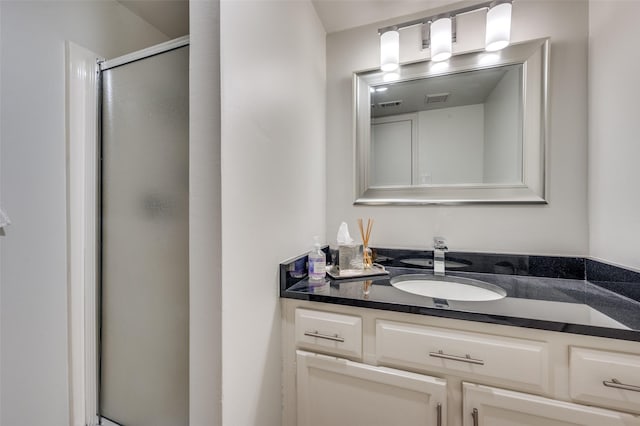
[308,236,327,282]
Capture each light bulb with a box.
[380,30,399,72]
[430,17,452,62]
[486,2,512,52]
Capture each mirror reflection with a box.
[370,64,523,187]
[354,38,548,205]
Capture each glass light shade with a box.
[380,30,400,71]
[485,2,512,51]
[430,17,452,62]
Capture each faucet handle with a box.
[434,237,448,251]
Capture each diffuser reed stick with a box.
[358,218,373,268]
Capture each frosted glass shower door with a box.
[100,45,189,426]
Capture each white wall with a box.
[484,67,522,184]
[0,2,168,424]
[418,105,484,184]
[189,0,222,424]
[326,0,589,255]
[220,1,326,425]
[588,0,640,271]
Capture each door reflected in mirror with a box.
[370,64,523,187]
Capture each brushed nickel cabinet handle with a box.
[304,330,345,342]
[472,408,479,426]
[603,378,640,392]
[436,403,442,426]
[429,350,485,365]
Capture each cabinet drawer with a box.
[295,309,362,359]
[570,347,640,413]
[376,320,549,393]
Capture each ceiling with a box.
[371,65,518,118]
[117,0,466,39]
[118,0,189,39]
[311,0,464,33]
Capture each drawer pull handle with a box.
[429,350,485,365]
[603,378,640,392]
[436,403,442,426]
[472,408,479,426]
[304,330,345,342]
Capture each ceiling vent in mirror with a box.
[378,100,402,108]
[425,93,449,104]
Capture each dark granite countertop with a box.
[280,249,640,342]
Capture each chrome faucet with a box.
[433,237,448,276]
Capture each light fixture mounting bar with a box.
[377,0,511,35]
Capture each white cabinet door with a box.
[296,350,446,426]
[463,382,640,426]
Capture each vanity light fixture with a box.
[380,28,400,72]
[378,0,513,69]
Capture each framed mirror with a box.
[354,38,549,205]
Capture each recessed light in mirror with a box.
[375,87,388,92]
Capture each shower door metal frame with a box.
[98,36,189,72]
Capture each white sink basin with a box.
[390,274,507,302]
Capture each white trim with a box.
[100,35,189,71]
[100,418,122,426]
[66,41,100,426]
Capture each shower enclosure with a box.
[98,37,189,426]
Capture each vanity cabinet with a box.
[293,309,447,425]
[282,300,640,426]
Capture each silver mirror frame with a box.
[354,38,549,205]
